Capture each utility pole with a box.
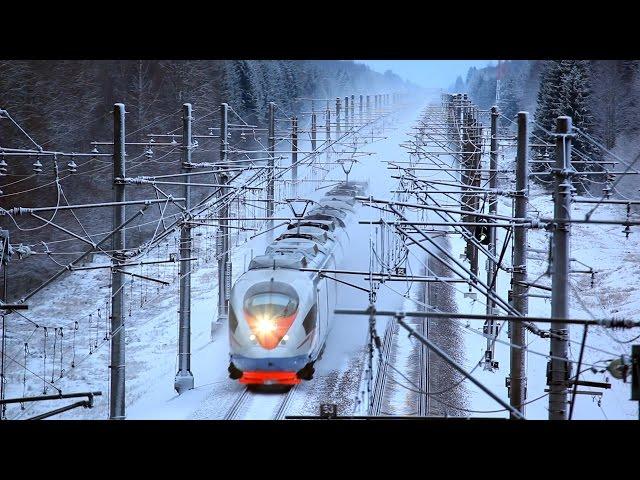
[216,102,231,334]
[509,111,529,417]
[344,96,349,128]
[325,107,331,142]
[359,94,363,124]
[175,103,194,393]
[469,112,482,278]
[336,97,341,136]
[311,111,317,152]
[483,106,499,371]
[350,94,355,124]
[549,116,573,420]
[267,102,276,233]
[291,116,298,196]
[1,241,6,419]
[366,95,371,122]
[110,103,126,420]
[460,107,474,271]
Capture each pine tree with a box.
[558,60,599,161]
[533,60,563,148]
[498,77,521,120]
[533,60,601,190]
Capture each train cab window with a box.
[244,293,298,318]
[243,282,300,321]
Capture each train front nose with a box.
[243,281,299,350]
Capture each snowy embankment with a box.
[446,147,640,420]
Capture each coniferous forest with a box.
[456,60,640,195]
[0,60,413,298]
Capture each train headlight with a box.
[243,285,299,350]
[255,316,277,334]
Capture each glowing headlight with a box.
[249,334,256,341]
[255,316,277,334]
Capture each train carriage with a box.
[227,182,366,385]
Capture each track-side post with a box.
[548,116,573,420]
[213,102,231,338]
[175,103,194,393]
[110,103,126,420]
[325,107,331,142]
[483,105,499,370]
[267,102,276,234]
[344,96,349,129]
[509,111,529,417]
[291,116,298,196]
[350,94,355,124]
[335,97,341,136]
[366,95,371,122]
[311,111,317,152]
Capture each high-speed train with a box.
[227,182,366,385]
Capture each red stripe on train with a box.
[239,371,301,385]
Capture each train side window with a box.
[302,305,317,335]
[229,306,239,333]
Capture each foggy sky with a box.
[357,60,496,89]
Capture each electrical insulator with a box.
[144,147,154,158]
[67,160,78,173]
[623,225,632,238]
[216,234,223,256]
[149,137,155,143]
[607,356,631,381]
[0,158,7,176]
[171,137,178,146]
[225,263,232,299]
[32,159,43,173]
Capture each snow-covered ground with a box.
[419,126,640,420]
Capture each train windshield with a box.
[244,293,298,318]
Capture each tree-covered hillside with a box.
[0,60,413,298]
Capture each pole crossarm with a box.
[334,309,640,328]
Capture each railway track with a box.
[418,261,431,416]
[417,320,428,416]
[370,318,396,416]
[223,384,299,420]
